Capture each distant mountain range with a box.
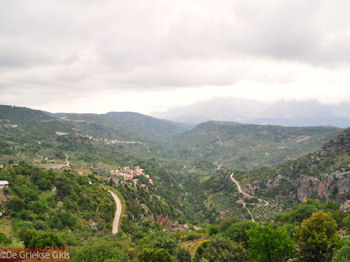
[0,105,190,143]
[103,111,191,141]
[0,104,343,171]
[0,105,192,169]
[152,98,350,128]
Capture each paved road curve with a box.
[108,190,122,234]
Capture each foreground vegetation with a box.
[1,164,349,261]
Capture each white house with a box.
[0,181,9,189]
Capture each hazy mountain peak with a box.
[152,98,350,128]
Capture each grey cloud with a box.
[0,0,350,110]
[214,0,349,65]
[2,0,350,68]
[0,45,55,68]
[99,59,242,88]
[94,0,350,75]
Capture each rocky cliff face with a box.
[297,171,350,202]
[245,169,350,204]
[243,128,350,204]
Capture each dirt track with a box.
[230,173,269,222]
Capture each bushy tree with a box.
[55,176,72,200]
[19,229,65,248]
[247,223,294,262]
[19,229,38,248]
[144,231,178,256]
[136,248,175,262]
[275,199,321,226]
[30,232,65,248]
[294,211,342,262]
[332,237,350,262]
[217,216,240,233]
[193,237,248,262]
[324,202,346,228]
[0,233,12,246]
[49,211,76,230]
[208,225,218,236]
[343,213,350,230]
[174,246,191,262]
[225,220,256,248]
[71,239,129,262]
[6,197,25,213]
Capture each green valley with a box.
[0,105,349,262]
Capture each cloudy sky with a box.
[1,0,350,114]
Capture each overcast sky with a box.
[1,0,350,114]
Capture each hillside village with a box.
[110,165,153,185]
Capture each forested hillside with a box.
[173,121,342,170]
[235,127,350,204]
[0,164,192,251]
[0,164,114,247]
[190,128,350,223]
[103,112,191,141]
[1,165,349,262]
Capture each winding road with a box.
[230,174,253,199]
[65,154,70,167]
[230,173,269,222]
[108,190,122,234]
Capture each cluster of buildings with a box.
[110,166,153,185]
[103,138,143,145]
[0,181,9,190]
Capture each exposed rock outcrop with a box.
[297,171,350,202]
